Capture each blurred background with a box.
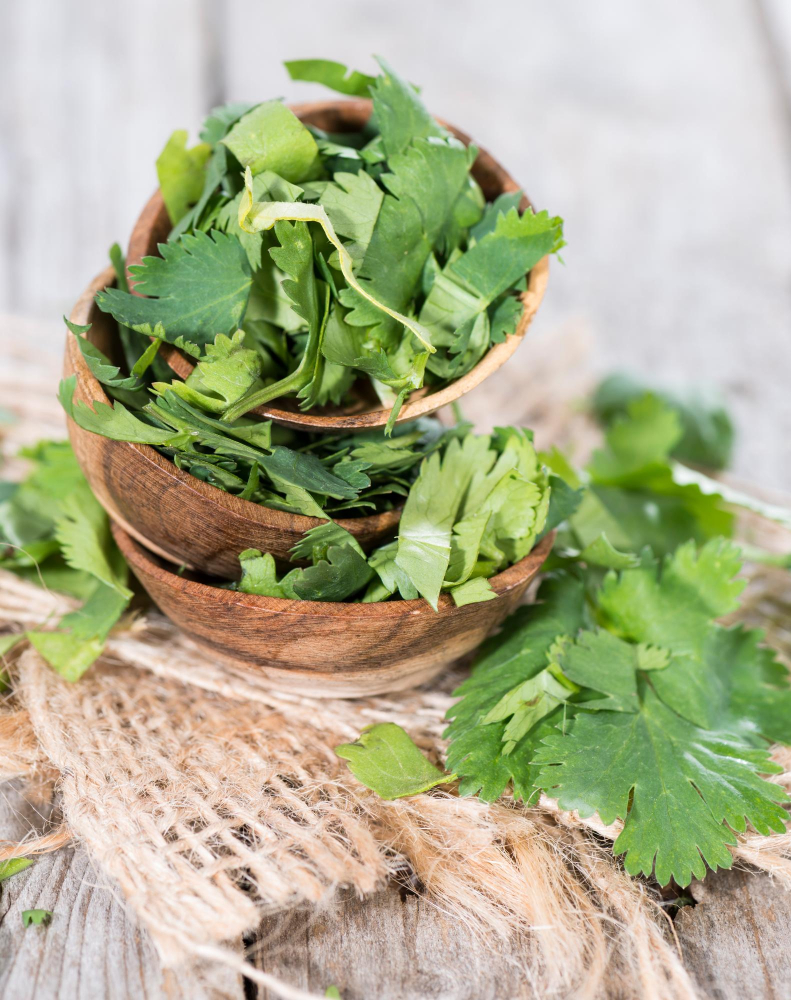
[1,0,789,486]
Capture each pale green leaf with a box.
[336,723,455,799]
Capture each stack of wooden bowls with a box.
[64,100,554,697]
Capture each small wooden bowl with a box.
[127,99,550,434]
[64,268,400,580]
[113,523,554,697]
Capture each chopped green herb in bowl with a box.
[98,57,564,433]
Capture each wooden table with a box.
[1,774,790,1000]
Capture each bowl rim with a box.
[67,267,402,539]
[126,97,550,433]
[114,521,555,620]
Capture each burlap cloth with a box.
[1,322,789,999]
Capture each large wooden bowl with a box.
[127,99,550,434]
[64,269,400,580]
[114,523,554,697]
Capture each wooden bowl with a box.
[113,523,554,697]
[127,99,550,434]
[64,268,401,580]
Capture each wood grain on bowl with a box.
[127,99,550,433]
[113,524,554,698]
[64,268,400,579]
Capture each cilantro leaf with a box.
[289,521,363,562]
[450,576,497,606]
[199,101,257,145]
[336,723,455,799]
[319,170,383,266]
[444,574,586,798]
[65,318,143,393]
[283,543,374,601]
[285,59,375,97]
[54,493,132,599]
[155,129,212,224]
[701,625,791,746]
[22,909,53,928]
[155,331,262,414]
[535,685,788,887]
[340,137,471,343]
[236,550,286,598]
[221,101,320,182]
[59,377,191,447]
[592,374,735,471]
[95,230,252,348]
[0,858,33,882]
[395,436,487,609]
[598,539,745,728]
[370,57,445,157]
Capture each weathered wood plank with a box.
[0,783,243,1000]
[0,0,217,319]
[250,885,532,1000]
[676,867,791,1000]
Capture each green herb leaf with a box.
[336,723,455,799]
[221,101,320,182]
[592,375,735,471]
[285,58,375,97]
[535,685,788,887]
[155,129,212,225]
[95,230,252,348]
[22,908,53,928]
[0,858,33,882]
[59,377,191,447]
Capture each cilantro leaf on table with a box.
[95,230,252,349]
[534,685,787,887]
[597,539,744,728]
[0,859,33,882]
[592,373,735,471]
[1,441,131,682]
[54,492,132,599]
[551,394,734,560]
[336,723,455,799]
[285,58,375,97]
[22,909,53,928]
[444,574,586,799]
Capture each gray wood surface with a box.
[0,784,242,1000]
[678,868,791,1000]
[245,874,791,1000]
